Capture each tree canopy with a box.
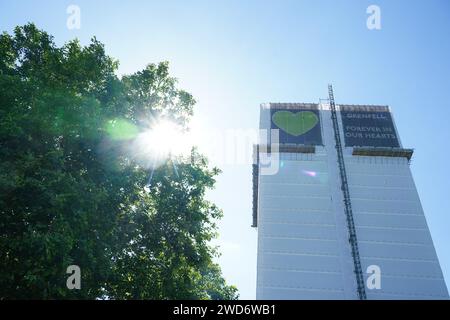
[0,23,238,300]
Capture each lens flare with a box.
[302,169,317,177]
[106,118,139,140]
[131,119,193,169]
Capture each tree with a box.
[0,23,238,300]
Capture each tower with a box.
[252,86,449,299]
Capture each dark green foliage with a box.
[0,24,238,300]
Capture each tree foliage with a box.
[0,24,238,300]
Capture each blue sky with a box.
[1,0,449,299]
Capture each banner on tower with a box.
[340,105,400,148]
[270,104,323,145]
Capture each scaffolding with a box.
[257,144,316,154]
[352,147,414,162]
[252,145,259,228]
[251,143,316,228]
[328,85,367,300]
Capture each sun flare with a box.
[134,119,193,164]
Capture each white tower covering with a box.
[253,98,448,300]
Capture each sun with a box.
[133,119,193,165]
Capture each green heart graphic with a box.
[272,110,319,136]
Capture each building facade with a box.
[253,93,449,299]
